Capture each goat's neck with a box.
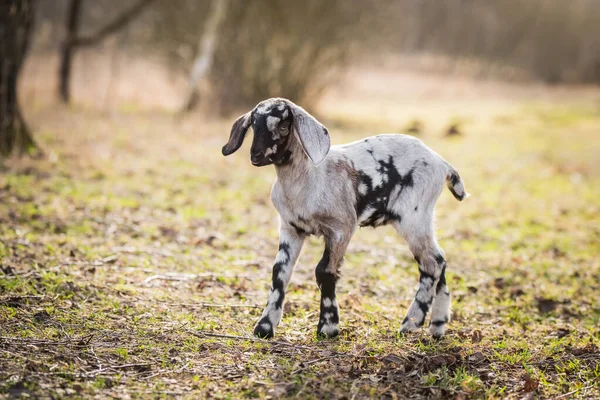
[274,137,316,193]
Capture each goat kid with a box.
[222,98,468,339]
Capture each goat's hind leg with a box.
[429,262,451,338]
[254,226,304,339]
[397,227,448,336]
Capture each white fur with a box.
[265,145,278,157]
[319,323,339,336]
[266,116,280,131]
[238,99,468,339]
[269,134,466,337]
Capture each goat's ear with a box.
[222,112,252,156]
[285,99,330,165]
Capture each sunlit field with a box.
[1,63,599,398]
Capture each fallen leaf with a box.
[33,311,51,323]
[427,354,457,369]
[471,330,483,343]
[556,328,570,338]
[353,343,367,355]
[522,373,539,392]
[537,298,558,314]
[382,353,404,365]
[468,351,485,363]
[340,364,352,373]
[493,278,505,289]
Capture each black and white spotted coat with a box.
[222,98,468,339]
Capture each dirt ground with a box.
[1,61,600,398]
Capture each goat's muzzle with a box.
[251,154,272,167]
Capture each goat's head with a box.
[222,98,331,166]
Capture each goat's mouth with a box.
[251,157,273,167]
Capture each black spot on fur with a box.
[419,268,434,283]
[449,172,460,186]
[272,262,285,284]
[270,242,291,309]
[355,156,414,227]
[315,248,335,291]
[435,254,445,265]
[416,300,430,326]
[278,242,290,258]
[448,186,464,201]
[414,206,418,212]
[447,171,466,201]
[271,263,285,309]
[278,150,293,165]
[430,318,448,327]
[315,248,340,336]
[436,265,447,295]
[290,222,306,236]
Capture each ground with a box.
[1,66,600,399]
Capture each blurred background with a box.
[2,0,600,156]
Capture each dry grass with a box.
[1,66,600,398]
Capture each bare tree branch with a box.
[71,0,156,48]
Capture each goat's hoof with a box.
[317,323,339,339]
[253,322,274,339]
[429,323,447,339]
[399,319,420,334]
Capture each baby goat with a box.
[222,98,468,339]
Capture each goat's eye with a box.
[279,123,289,132]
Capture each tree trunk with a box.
[59,0,82,103]
[181,0,229,113]
[57,0,156,103]
[0,0,38,160]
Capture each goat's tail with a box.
[445,163,469,201]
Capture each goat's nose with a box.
[250,152,263,163]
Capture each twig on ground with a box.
[0,348,35,361]
[292,354,353,374]
[142,271,258,285]
[86,362,152,377]
[0,335,97,349]
[144,273,198,284]
[142,300,261,309]
[141,362,191,381]
[0,294,46,301]
[554,385,595,399]
[188,330,316,351]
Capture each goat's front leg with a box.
[315,230,353,338]
[254,226,304,339]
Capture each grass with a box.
[1,96,599,399]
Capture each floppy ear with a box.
[284,99,330,165]
[222,112,252,156]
